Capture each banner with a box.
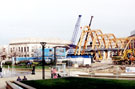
[126,67,135,72]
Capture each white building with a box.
[9,37,71,58]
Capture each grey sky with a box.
[0,0,135,45]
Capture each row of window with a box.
[10,45,53,53]
[18,54,30,57]
[10,47,29,53]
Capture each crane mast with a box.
[71,15,82,45]
[68,15,82,54]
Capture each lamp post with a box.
[40,42,47,79]
[54,47,57,66]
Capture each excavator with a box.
[112,45,135,65]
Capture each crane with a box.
[81,16,94,54]
[70,15,82,46]
[74,16,94,55]
[68,15,82,54]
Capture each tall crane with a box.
[68,15,82,54]
[73,16,94,55]
[70,15,82,46]
[81,16,94,54]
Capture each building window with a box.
[18,47,20,52]
[21,47,23,52]
[24,47,26,52]
[27,47,29,52]
[31,54,34,57]
[10,48,12,53]
[32,49,34,52]
[13,47,15,50]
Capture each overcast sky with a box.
[0,0,135,45]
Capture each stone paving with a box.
[0,68,89,89]
[0,63,118,89]
[0,71,51,89]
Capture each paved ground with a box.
[0,63,112,89]
[0,67,90,89]
[0,63,130,89]
[0,71,51,89]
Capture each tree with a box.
[33,49,42,61]
[0,48,7,61]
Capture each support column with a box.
[103,51,106,60]
[105,51,108,60]
[107,51,111,59]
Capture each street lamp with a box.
[54,47,57,66]
[40,42,47,79]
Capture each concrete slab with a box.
[0,71,51,89]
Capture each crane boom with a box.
[68,15,82,54]
[81,16,94,54]
[71,15,82,45]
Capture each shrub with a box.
[17,60,29,66]
[33,62,39,66]
[5,61,12,65]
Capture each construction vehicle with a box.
[112,50,134,65]
[112,49,135,65]
[112,37,135,65]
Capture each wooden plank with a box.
[13,81,36,89]
[6,81,20,89]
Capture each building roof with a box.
[9,37,71,45]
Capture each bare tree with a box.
[0,48,7,61]
[9,48,21,65]
[33,48,42,61]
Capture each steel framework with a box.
[74,25,135,60]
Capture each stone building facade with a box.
[8,37,71,58]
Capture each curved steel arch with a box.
[123,37,135,53]
[74,25,129,56]
[106,34,118,49]
[116,38,127,49]
[82,29,104,54]
[92,34,106,49]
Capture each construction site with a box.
[1,15,135,89]
[67,15,135,78]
